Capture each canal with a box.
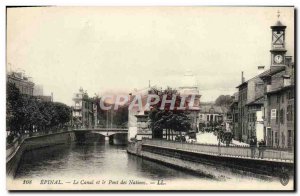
[14,141,288,190]
[16,141,203,181]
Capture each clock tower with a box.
[270,11,287,66]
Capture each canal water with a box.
[14,141,290,190]
[16,141,203,181]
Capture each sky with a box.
[7,7,294,106]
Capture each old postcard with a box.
[6,6,295,191]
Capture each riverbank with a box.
[6,130,76,178]
[127,139,294,180]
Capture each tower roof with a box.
[271,20,286,30]
[271,10,286,30]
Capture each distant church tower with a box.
[178,69,201,109]
[178,70,201,132]
[270,10,287,67]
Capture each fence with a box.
[142,139,294,162]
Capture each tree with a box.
[38,102,53,130]
[21,95,43,132]
[215,95,233,107]
[6,83,25,134]
[6,82,72,135]
[53,102,72,127]
[6,83,19,132]
[114,105,129,127]
[148,87,191,140]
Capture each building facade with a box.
[72,88,97,128]
[198,104,228,132]
[7,71,34,96]
[33,84,43,96]
[260,58,294,148]
[229,93,239,140]
[35,95,53,102]
[235,15,294,147]
[236,70,265,142]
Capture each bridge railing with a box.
[73,127,128,131]
[94,125,128,129]
[142,139,294,162]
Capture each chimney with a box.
[257,66,265,75]
[241,71,245,83]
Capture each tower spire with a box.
[270,9,287,66]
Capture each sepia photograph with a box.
[5,6,295,191]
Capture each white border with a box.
[0,0,298,195]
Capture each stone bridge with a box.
[73,127,128,145]
[73,127,128,136]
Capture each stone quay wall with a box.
[6,131,76,178]
[127,139,294,178]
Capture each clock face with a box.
[274,54,283,64]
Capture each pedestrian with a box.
[258,139,266,159]
[249,137,256,158]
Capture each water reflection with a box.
[16,141,210,181]
[13,140,292,190]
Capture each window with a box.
[271,131,274,146]
[281,133,285,147]
[280,109,284,124]
[287,105,293,121]
[262,107,265,119]
[276,110,279,124]
[275,132,279,147]
[271,109,277,120]
[248,113,256,122]
[288,130,293,148]
[291,89,295,99]
[287,89,295,100]
[277,95,280,104]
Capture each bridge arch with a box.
[73,128,128,145]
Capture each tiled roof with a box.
[266,84,295,95]
[246,96,265,106]
[259,66,286,78]
[236,66,286,88]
